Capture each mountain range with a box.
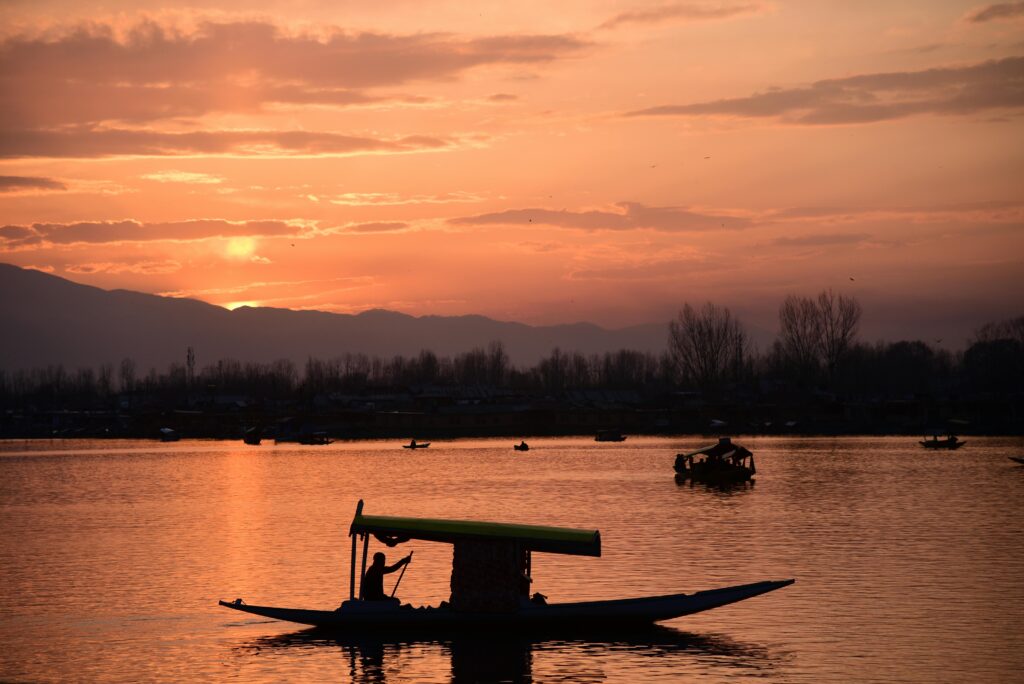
[0,263,668,372]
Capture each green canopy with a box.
[682,437,753,459]
[349,501,601,557]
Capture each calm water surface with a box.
[2,436,1023,682]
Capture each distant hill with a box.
[0,263,668,372]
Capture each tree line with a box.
[1,292,1021,409]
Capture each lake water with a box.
[1,436,1023,682]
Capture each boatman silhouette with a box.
[360,551,412,601]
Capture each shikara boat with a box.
[219,500,793,631]
[513,441,530,452]
[674,437,755,484]
[158,427,180,442]
[403,440,430,449]
[919,434,964,450]
[297,432,332,445]
[595,430,626,442]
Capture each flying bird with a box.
[849,276,855,281]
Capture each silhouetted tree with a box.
[974,314,1024,346]
[817,289,862,382]
[668,302,747,392]
[778,295,823,386]
[119,357,136,393]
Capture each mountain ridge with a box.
[0,263,668,372]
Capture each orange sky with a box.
[1,0,1022,347]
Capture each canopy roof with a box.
[682,437,753,459]
[349,501,601,557]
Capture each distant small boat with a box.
[595,430,626,442]
[514,441,530,452]
[297,432,332,445]
[674,437,755,484]
[404,440,430,449]
[243,428,262,445]
[920,434,964,450]
[158,427,180,442]
[1009,456,1024,465]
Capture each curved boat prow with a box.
[218,579,795,629]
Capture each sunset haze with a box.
[2,0,1022,349]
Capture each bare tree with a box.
[778,290,862,386]
[668,302,747,391]
[119,357,136,393]
[817,289,862,379]
[974,314,1024,346]
[778,295,823,379]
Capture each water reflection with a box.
[244,625,780,682]
[674,473,757,495]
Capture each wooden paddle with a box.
[390,551,412,597]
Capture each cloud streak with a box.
[0,20,588,128]
[449,202,752,232]
[65,260,182,275]
[0,127,451,159]
[965,2,1024,23]
[0,219,309,249]
[625,56,1024,124]
[0,175,67,192]
[601,2,767,29]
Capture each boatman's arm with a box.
[384,554,412,573]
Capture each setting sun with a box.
[224,237,257,260]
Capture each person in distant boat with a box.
[409,439,417,448]
[360,552,412,601]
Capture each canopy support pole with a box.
[359,533,369,599]
[349,532,357,600]
[348,499,364,601]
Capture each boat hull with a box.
[919,440,964,449]
[219,579,793,630]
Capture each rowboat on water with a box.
[158,427,180,442]
[919,433,964,450]
[595,430,626,442]
[403,440,430,449]
[513,441,530,452]
[219,500,793,630]
[1009,456,1024,465]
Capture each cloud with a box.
[771,232,871,246]
[324,190,485,206]
[65,260,182,275]
[567,257,720,281]
[625,55,1024,124]
[487,93,519,102]
[158,275,374,301]
[0,218,308,249]
[0,127,451,159]
[0,20,588,128]
[334,222,411,233]
[140,170,224,184]
[449,201,752,231]
[965,2,1024,23]
[0,175,67,192]
[601,2,767,29]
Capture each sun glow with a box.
[224,300,260,310]
[225,237,256,259]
